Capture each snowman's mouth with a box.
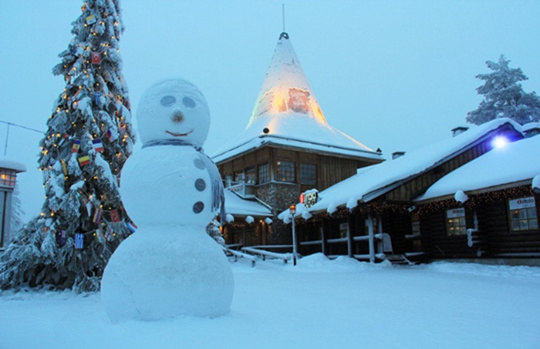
[166,130,193,137]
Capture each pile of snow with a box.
[2,258,539,348]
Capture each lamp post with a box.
[290,204,297,266]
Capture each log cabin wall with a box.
[418,187,540,259]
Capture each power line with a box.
[0,119,44,156]
[0,120,44,134]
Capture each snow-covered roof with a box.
[224,189,272,217]
[212,32,381,163]
[415,134,540,202]
[0,157,27,172]
[293,118,523,215]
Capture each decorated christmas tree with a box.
[0,0,136,292]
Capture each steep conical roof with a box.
[213,32,381,163]
[247,32,326,127]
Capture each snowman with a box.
[101,79,234,322]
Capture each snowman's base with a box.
[101,225,234,322]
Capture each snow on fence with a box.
[223,247,257,267]
[241,246,293,264]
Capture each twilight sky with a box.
[0,0,539,219]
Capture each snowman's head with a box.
[136,79,210,148]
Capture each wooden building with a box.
[213,32,383,245]
[414,133,540,262]
[286,118,529,264]
[0,158,26,250]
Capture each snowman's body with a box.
[101,79,234,322]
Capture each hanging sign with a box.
[447,207,465,219]
[302,190,319,208]
[509,197,536,210]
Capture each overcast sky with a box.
[1,0,539,219]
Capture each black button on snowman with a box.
[101,79,234,322]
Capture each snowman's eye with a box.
[160,95,176,107]
[182,96,196,108]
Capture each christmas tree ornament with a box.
[86,14,96,25]
[92,138,104,152]
[56,230,67,247]
[74,233,84,249]
[109,209,120,222]
[71,139,81,153]
[78,155,90,166]
[93,208,102,224]
[94,92,102,105]
[91,51,101,65]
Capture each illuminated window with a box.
[446,208,466,236]
[258,163,269,184]
[0,170,16,188]
[509,197,538,232]
[299,163,316,185]
[276,161,295,182]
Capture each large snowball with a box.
[136,79,210,148]
[120,146,214,226]
[101,226,234,322]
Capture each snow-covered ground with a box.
[1,254,539,349]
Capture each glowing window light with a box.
[492,135,509,149]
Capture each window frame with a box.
[508,197,538,232]
[275,160,295,183]
[446,207,467,236]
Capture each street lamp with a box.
[289,204,297,266]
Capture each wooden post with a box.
[367,214,375,263]
[347,212,355,258]
[321,218,328,256]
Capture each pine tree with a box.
[467,55,540,125]
[8,183,25,245]
[0,0,135,292]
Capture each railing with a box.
[227,181,256,198]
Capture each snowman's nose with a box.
[171,110,184,123]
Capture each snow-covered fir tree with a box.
[467,55,540,125]
[8,183,25,245]
[0,0,135,292]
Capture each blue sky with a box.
[0,0,539,219]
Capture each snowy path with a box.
[1,256,539,348]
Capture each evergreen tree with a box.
[9,183,25,245]
[0,0,135,292]
[467,55,540,125]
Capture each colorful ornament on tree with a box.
[110,209,121,223]
[56,230,67,247]
[75,233,84,249]
[93,208,102,224]
[106,128,118,142]
[78,155,90,166]
[126,221,137,233]
[91,51,101,65]
[86,15,96,25]
[92,139,104,152]
[61,159,68,176]
[71,139,81,153]
[94,92,102,106]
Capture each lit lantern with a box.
[0,158,26,249]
